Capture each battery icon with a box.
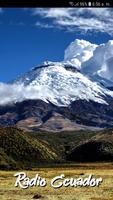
[88,2,92,6]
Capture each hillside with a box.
[0,127,60,169]
[67,128,113,162]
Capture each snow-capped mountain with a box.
[0,39,113,131]
[9,39,113,107]
[10,60,113,107]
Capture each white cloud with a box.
[35,21,54,29]
[32,8,113,35]
[0,82,52,105]
[33,8,70,18]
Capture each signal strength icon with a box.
[88,2,92,6]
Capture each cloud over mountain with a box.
[0,83,52,105]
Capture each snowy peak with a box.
[0,38,113,107]
[29,38,113,85]
[10,57,113,107]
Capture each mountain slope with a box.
[0,98,113,131]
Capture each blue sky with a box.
[0,8,113,82]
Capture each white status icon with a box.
[88,2,92,6]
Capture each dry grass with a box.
[0,163,113,200]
